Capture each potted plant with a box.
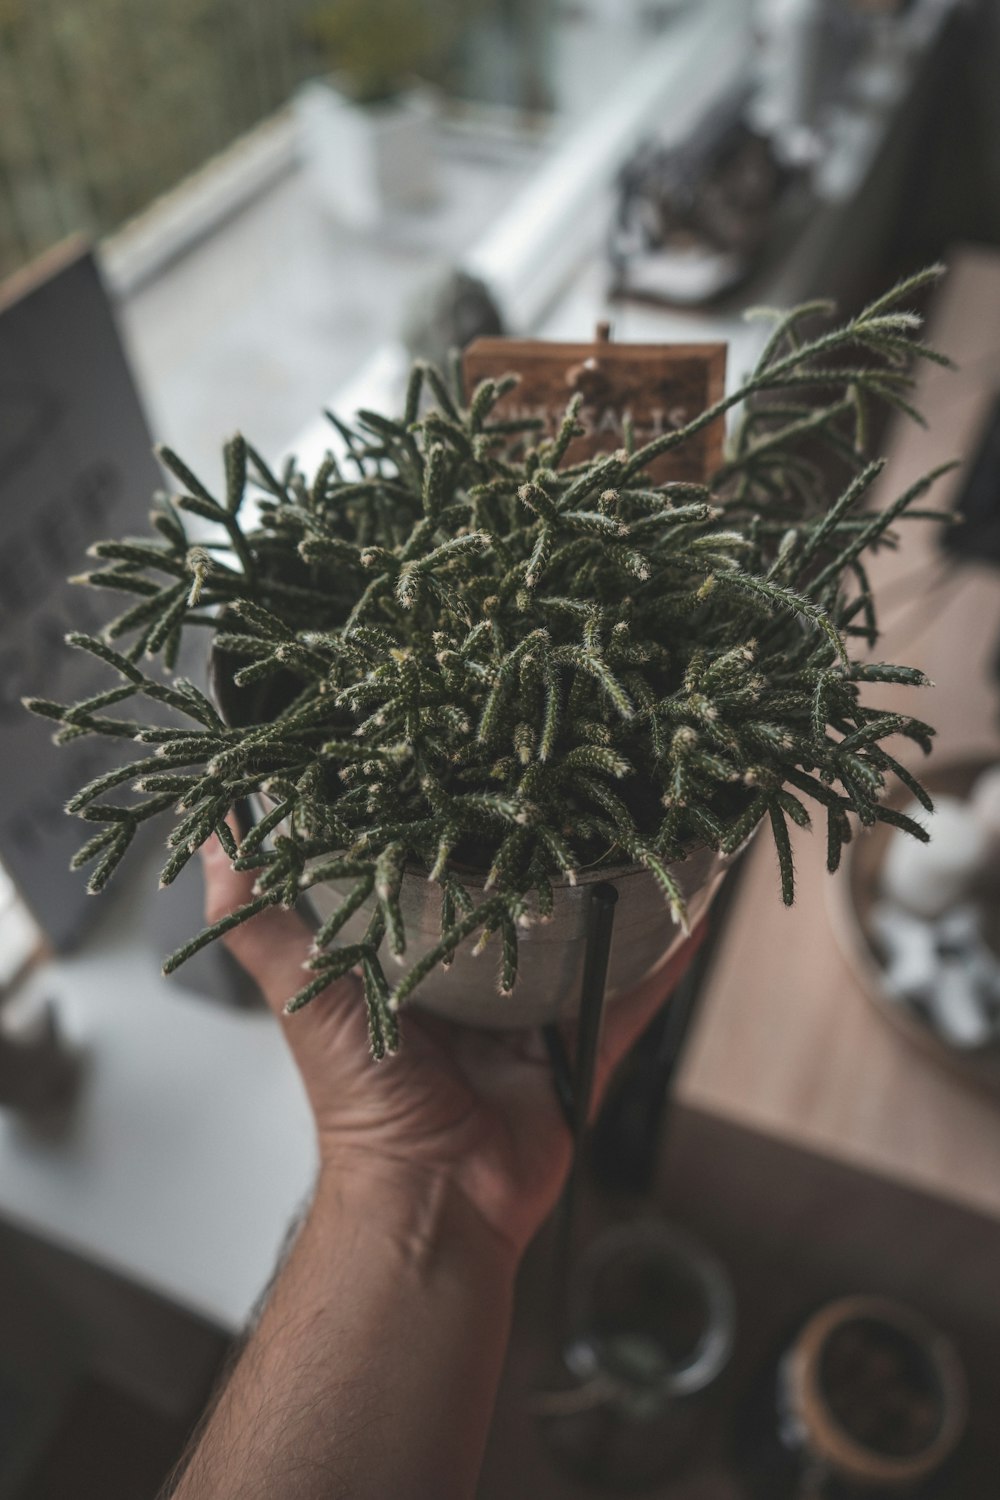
[294,0,464,229]
[28,269,950,1059]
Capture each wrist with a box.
[312,1148,520,1288]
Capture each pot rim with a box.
[394,853,700,894]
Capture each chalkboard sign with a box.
[0,240,162,949]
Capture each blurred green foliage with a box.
[0,0,496,277]
[0,0,320,274]
[306,0,472,104]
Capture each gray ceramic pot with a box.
[303,845,730,1027]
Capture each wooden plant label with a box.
[462,329,727,484]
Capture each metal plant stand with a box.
[589,850,750,1197]
[536,881,740,1493]
[543,880,619,1324]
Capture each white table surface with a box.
[1,854,316,1334]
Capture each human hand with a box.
[201,832,705,1260]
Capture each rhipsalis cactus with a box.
[28,268,952,1057]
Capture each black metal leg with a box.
[570,882,618,1141]
[548,881,618,1327]
[589,851,750,1195]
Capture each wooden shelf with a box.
[677,244,1000,1224]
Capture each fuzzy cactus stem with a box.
[32,271,952,1057]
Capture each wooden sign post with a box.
[463,326,727,484]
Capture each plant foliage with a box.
[28,269,951,1056]
[305,0,468,104]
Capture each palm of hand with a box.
[297,984,573,1252]
[202,834,703,1256]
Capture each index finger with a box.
[594,919,709,1099]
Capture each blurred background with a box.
[2,0,998,472]
[4,1,1000,1496]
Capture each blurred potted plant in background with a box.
[295,0,468,229]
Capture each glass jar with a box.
[535,1220,735,1491]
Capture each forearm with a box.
[170,1159,517,1500]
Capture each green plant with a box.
[0,0,323,276]
[28,269,951,1057]
[305,0,468,104]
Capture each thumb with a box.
[199,835,366,1064]
[200,833,316,1016]
[200,833,371,1119]
[199,830,365,1059]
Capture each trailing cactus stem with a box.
[33,270,949,1054]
